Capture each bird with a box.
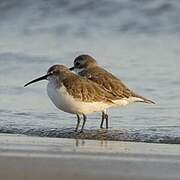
[69,54,155,129]
[24,64,123,132]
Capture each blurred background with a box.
[0,0,180,143]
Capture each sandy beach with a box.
[0,133,180,180]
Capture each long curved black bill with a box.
[69,67,74,71]
[24,74,48,87]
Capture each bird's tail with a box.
[132,93,155,104]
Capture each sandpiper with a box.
[70,54,155,128]
[24,65,121,132]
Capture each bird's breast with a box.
[47,82,77,114]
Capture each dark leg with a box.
[80,114,87,133]
[105,113,108,129]
[75,114,80,132]
[100,111,105,128]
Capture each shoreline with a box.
[1,127,180,144]
[1,133,180,180]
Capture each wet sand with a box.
[1,127,180,144]
[0,133,180,180]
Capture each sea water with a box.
[0,0,180,143]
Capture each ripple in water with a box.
[0,0,180,144]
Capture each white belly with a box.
[47,82,111,115]
[113,97,144,107]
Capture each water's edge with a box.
[1,127,180,144]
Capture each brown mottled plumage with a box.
[72,54,155,104]
[47,65,119,103]
[62,72,118,104]
[70,54,155,129]
[24,64,120,132]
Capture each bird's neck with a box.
[74,67,85,74]
[48,76,63,89]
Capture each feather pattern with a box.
[62,73,118,104]
[78,66,155,104]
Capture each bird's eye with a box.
[49,71,54,75]
[75,62,80,66]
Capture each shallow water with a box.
[0,0,180,143]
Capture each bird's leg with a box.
[80,114,87,133]
[75,114,81,132]
[105,113,109,129]
[100,111,105,128]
